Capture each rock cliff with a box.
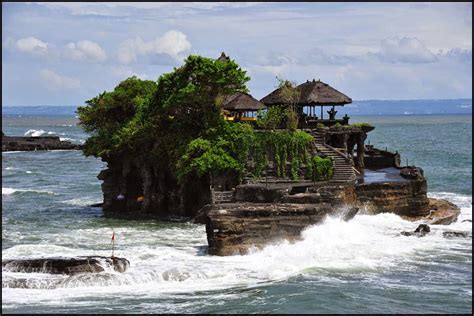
[2,134,82,151]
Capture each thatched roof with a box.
[259,81,295,106]
[298,79,351,105]
[217,52,230,61]
[260,79,352,106]
[222,92,266,111]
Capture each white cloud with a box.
[40,69,81,90]
[438,48,472,63]
[376,37,438,63]
[16,37,48,54]
[63,40,107,62]
[36,2,265,17]
[117,30,191,64]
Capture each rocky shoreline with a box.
[2,133,82,152]
[194,174,461,256]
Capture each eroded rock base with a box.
[2,256,130,274]
[195,202,357,256]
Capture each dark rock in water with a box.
[2,134,82,152]
[402,198,461,225]
[89,203,103,208]
[462,219,472,223]
[401,224,430,237]
[442,231,471,238]
[2,256,129,274]
[415,224,430,233]
[342,207,359,222]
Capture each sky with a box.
[2,2,472,106]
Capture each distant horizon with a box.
[2,97,472,108]
[2,99,471,117]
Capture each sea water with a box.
[2,114,472,313]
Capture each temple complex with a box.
[94,53,460,256]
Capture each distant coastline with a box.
[3,99,472,116]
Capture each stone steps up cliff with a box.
[309,131,356,182]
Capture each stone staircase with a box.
[310,131,356,182]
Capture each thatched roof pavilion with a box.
[221,92,266,123]
[260,79,351,121]
[259,81,296,106]
[222,92,266,112]
[297,79,352,105]
[260,79,351,106]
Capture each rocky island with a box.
[77,53,460,256]
[2,132,82,152]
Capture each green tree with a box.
[77,76,157,158]
[78,54,250,179]
[147,55,250,168]
[275,77,301,131]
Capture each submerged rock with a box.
[442,231,471,238]
[342,207,359,222]
[401,224,430,237]
[2,256,129,274]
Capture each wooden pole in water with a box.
[111,230,115,258]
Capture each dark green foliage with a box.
[78,55,334,185]
[78,54,249,173]
[256,106,286,130]
[285,107,298,132]
[275,77,300,131]
[252,130,313,180]
[77,76,157,158]
[176,122,254,181]
[308,155,334,181]
[147,55,250,168]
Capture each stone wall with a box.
[364,146,401,169]
[355,179,430,217]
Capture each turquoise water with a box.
[2,115,472,314]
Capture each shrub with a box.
[256,106,286,130]
[307,155,334,181]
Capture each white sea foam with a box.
[24,129,65,137]
[2,187,57,196]
[59,137,76,142]
[62,197,101,206]
[2,192,471,308]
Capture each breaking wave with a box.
[2,192,471,294]
[2,187,58,196]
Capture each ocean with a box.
[2,114,472,314]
